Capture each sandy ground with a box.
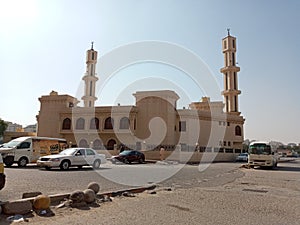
[2,166,300,225]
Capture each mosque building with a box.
[36,31,245,162]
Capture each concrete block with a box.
[2,199,32,215]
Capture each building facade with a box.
[37,32,245,162]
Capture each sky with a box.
[0,0,299,144]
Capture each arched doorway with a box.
[107,139,116,150]
[93,139,103,150]
[79,139,89,148]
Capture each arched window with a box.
[90,117,99,130]
[104,117,114,129]
[235,125,242,136]
[79,139,89,148]
[93,139,103,150]
[62,118,71,130]
[76,118,85,130]
[106,139,116,150]
[120,117,130,129]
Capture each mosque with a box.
[36,32,245,162]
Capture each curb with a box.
[0,185,157,215]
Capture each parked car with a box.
[111,150,145,164]
[37,148,106,170]
[236,153,248,162]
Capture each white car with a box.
[236,153,248,162]
[37,148,106,170]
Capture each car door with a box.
[14,140,32,162]
[73,149,86,165]
[127,151,137,162]
[85,149,97,165]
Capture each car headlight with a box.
[49,158,60,162]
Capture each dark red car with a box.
[111,150,145,164]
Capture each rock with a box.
[122,191,135,197]
[2,200,32,215]
[69,190,84,203]
[83,189,96,203]
[33,195,50,210]
[22,191,42,199]
[87,182,100,194]
[70,201,87,208]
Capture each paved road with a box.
[0,161,245,201]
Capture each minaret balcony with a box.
[220,66,240,73]
[82,74,99,81]
[222,89,241,95]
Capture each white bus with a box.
[0,136,67,167]
[248,141,279,169]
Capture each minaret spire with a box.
[227,28,230,36]
[81,43,99,107]
[220,30,241,115]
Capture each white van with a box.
[0,136,67,167]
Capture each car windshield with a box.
[1,141,21,148]
[249,144,271,155]
[119,150,132,156]
[58,148,77,155]
[240,153,248,156]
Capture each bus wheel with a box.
[18,157,28,167]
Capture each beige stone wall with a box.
[95,149,238,163]
[37,91,78,138]
[3,131,36,143]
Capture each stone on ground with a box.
[87,182,100,194]
[83,189,96,203]
[69,190,85,203]
[33,195,51,210]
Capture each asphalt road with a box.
[0,161,245,201]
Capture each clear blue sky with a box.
[0,0,299,144]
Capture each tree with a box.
[0,119,8,137]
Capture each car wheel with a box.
[138,158,144,164]
[93,160,101,169]
[60,160,70,170]
[124,158,130,164]
[45,166,51,170]
[4,156,14,167]
[18,157,28,167]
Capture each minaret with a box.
[82,42,98,107]
[220,29,241,115]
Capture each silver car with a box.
[37,148,106,170]
[236,153,248,162]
